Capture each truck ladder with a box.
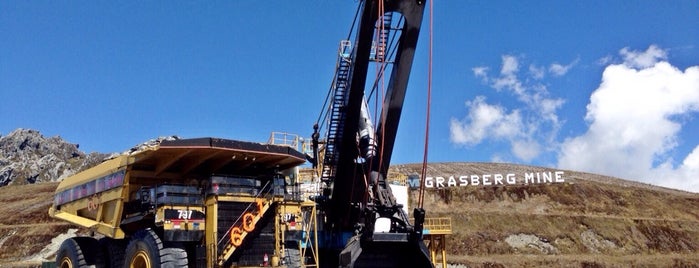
[216,186,274,266]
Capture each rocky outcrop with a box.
[0,129,107,186]
[105,135,180,160]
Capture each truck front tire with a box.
[124,229,161,268]
[123,228,188,268]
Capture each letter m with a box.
[407,175,421,189]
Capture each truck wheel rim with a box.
[129,250,151,268]
[59,257,72,268]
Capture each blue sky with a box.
[2,1,698,192]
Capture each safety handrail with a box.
[217,180,273,247]
[423,217,452,234]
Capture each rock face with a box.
[0,129,107,186]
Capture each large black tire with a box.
[56,237,105,268]
[284,248,302,268]
[123,229,188,268]
[160,247,189,267]
[99,237,126,268]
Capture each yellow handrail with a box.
[387,172,407,186]
[423,217,452,235]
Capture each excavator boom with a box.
[313,0,432,267]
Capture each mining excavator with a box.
[309,0,431,267]
[48,0,431,267]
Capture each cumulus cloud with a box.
[450,96,522,145]
[483,56,566,120]
[452,55,570,162]
[492,55,525,95]
[450,97,544,162]
[619,45,667,68]
[512,139,541,162]
[558,45,699,192]
[457,45,699,192]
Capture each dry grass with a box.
[450,254,699,268]
[0,182,61,225]
[395,162,699,267]
[0,182,77,264]
[1,163,699,267]
[0,224,71,260]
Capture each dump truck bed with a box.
[50,137,306,238]
[129,137,306,179]
[55,137,305,191]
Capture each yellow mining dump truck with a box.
[49,137,319,268]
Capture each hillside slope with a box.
[394,163,699,267]
[0,162,697,267]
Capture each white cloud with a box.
[512,139,541,162]
[620,45,667,68]
[453,55,570,162]
[488,55,565,113]
[450,96,523,145]
[492,55,524,94]
[539,97,565,124]
[472,66,489,82]
[529,64,545,79]
[460,45,699,192]
[597,55,613,66]
[558,45,699,192]
[501,55,519,75]
[549,58,579,76]
[648,145,699,193]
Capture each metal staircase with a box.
[321,11,395,184]
[320,41,353,186]
[374,12,393,62]
[217,183,274,266]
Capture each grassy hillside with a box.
[395,163,699,267]
[0,182,74,267]
[1,163,698,267]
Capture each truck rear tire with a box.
[57,237,105,268]
[161,247,189,267]
[284,248,302,268]
[100,237,126,268]
[123,228,188,268]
